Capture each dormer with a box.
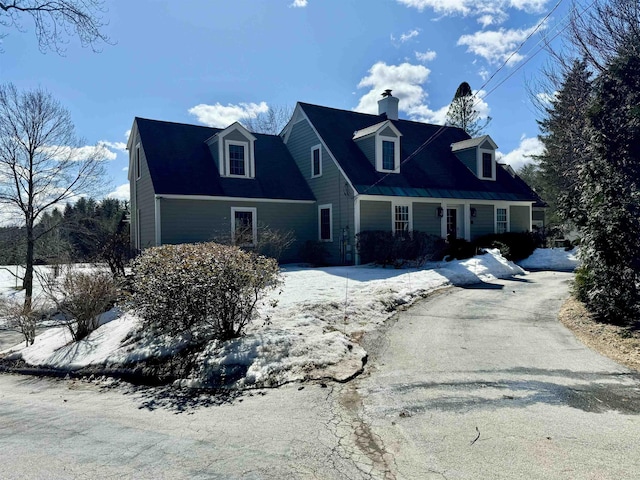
[451,135,498,181]
[205,122,257,178]
[353,120,402,174]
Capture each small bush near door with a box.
[356,231,447,267]
[473,232,541,261]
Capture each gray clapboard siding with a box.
[470,204,494,238]
[355,136,375,169]
[160,198,315,263]
[360,200,391,231]
[413,202,442,236]
[510,205,531,233]
[131,129,156,249]
[286,118,355,264]
[454,148,476,176]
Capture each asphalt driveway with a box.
[1,271,639,479]
[355,271,640,479]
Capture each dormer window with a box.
[227,141,248,176]
[451,135,498,181]
[206,122,256,179]
[382,140,395,171]
[482,152,492,179]
[353,120,402,174]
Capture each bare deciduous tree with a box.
[241,105,293,135]
[0,83,107,310]
[0,0,110,53]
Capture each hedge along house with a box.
[128,91,542,265]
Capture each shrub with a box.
[299,240,330,266]
[212,224,295,262]
[444,238,477,261]
[473,232,541,261]
[46,269,120,341]
[356,231,447,266]
[0,297,39,346]
[130,242,281,342]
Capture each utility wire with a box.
[359,0,595,199]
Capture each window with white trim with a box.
[478,148,495,180]
[319,204,332,242]
[382,140,395,171]
[226,141,250,177]
[376,135,400,173]
[394,204,410,236]
[482,152,492,178]
[231,207,257,246]
[496,207,508,234]
[311,145,322,178]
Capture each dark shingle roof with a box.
[299,103,540,202]
[135,117,315,201]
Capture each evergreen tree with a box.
[536,59,593,228]
[577,40,640,326]
[445,82,491,137]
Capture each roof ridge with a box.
[135,117,219,131]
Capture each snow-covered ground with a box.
[517,247,579,271]
[0,248,578,388]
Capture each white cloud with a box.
[107,183,130,201]
[497,135,543,171]
[536,91,557,106]
[355,62,431,115]
[409,88,491,125]
[400,29,420,42]
[188,101,269,128]
[457,25,538,65]
[396,0,548,24]
[354,61,491,126]
[124,129,131,140]
[290,0,308,7]
[415,49,437,62]
[122,166,129,172]
[43,143,117,162]
[98,140,127,153]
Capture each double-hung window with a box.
[382,140,395,171]
[496,207,508,234]
[232,207,257,246]
[228,143,246,176]
[394,205,410,236]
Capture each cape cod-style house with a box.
[128,91,543,264]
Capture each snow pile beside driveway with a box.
[517,247,579,271]
[2,249,525,388]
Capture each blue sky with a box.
[1,0,578,201]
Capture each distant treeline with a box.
[0,197,130,268]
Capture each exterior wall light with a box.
[471,207,477,217]
[437,206,444,217]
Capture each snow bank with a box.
[517,247,579,271]
[2,250,527,388]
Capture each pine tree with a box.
[445,82,491,137]
[577,40,640,325]
[536,60,593,228]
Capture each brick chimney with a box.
[378,89,399,120]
